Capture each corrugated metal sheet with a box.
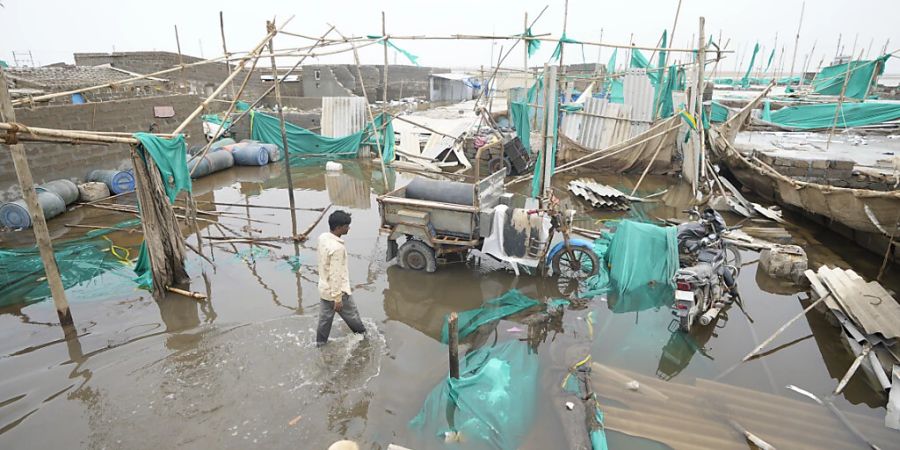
[623,69,654,138]
[571,98,633,150]
[429,77,477,103]
[812,266,900,341]
[568,178,630,210]
[321,97,367,137]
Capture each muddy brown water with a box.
[0,161,898,449]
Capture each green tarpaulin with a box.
[606,49,617,73]
[249,110,395,164]
[811,55,888,99]
[766,101,900,130]
[606,220,678,296]
[551,32,584,62]
[440,290,540,343]
[523,27,541,57]
[510,102,530,152]
[410,340,538,450]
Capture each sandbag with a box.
[77,182,110,202]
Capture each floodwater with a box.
[0,160,898,449]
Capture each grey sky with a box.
[1,0,898,74]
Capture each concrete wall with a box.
[0,94,206,201]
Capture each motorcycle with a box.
[672,208,741,332]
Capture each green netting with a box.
[250,110,394,164]
[440,290,540,343]
[761,99,772,122]
[606,220,678,296]
[766,101,900,130]
[811,55,888,99]
[711,101,730,123]
[631,48,650,70]
[740,43,760,88]
[0,219,142,307]
[551,32,584,62]
[764,48,776,72]
[409,340,538,450]
[366,35,420,66]
[606,49,617,73]
[131,133,193,290]
[510,101,531,152]
[522,28,541,57]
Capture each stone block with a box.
[759,244,808,283]
[791,158,810,168]
[810,158,829,169]
[830,159,855,170]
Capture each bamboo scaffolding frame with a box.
[277,31,726,54]
[171,17,293,136]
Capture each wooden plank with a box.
[0,70,72,326]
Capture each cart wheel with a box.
[398,240,437,273]
[487,157,511,176]
[552,247,599,279]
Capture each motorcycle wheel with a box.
[552,247,600,279]
[724,244,742,273]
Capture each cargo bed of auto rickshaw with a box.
[376,169,506,272]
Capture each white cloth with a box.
[317,232,351,301]
[480,204,550,275]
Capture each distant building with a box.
[4,64,167,103]
[428,73,478,103]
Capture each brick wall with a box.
[0,94,206,201]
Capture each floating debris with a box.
[568,178,631,210]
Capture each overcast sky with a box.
[1,0,898,75]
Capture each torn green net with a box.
[440,289,540,343]
[366,35,420,66]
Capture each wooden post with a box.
[382,12,389,106]
[524,12,529,90]
[0,70,73,326]
[331,26,390,190]
[219,11,236,98]
[266,22,299,237]
[558,0,569,69]
[664,0,683,69]
[788,1,805,85]
[695,17,707,187]
[741,293,831,362]
[826,49,862,149]
[448,312,460,379]
[174,25,186,93]
[541,65,558,199]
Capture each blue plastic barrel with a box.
[210,138,236,151]
[188,150,234,178]
[88,169,135,194]
[232,143,269,166]
[40,179,79,205]
[259,143,283,163]
[0,188,66,229]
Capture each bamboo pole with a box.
[166,286,208,301]
[664,0,683,69]
[833,343,872,395]
[628,137,666,196]
[448,312,460,379]
[219,11,236,98]
[227,26,336,129]
[524,12,529,90]
[0,122,139,144]
[171,17,292,136]
[277,31,722,54]
[788,1,805,85]
[741,293,831,362]
[265,21,299,237]
[826,49,863,149]
[297,204,332,241]
[695,17,707,190]
[558,0,569,68]
[174,25,187,92]
[0,70,73,327]
[330,26,390,190]
[382,11,389,106]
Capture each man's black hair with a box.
[328,210,352,231]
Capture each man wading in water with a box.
[316,210,366,346]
